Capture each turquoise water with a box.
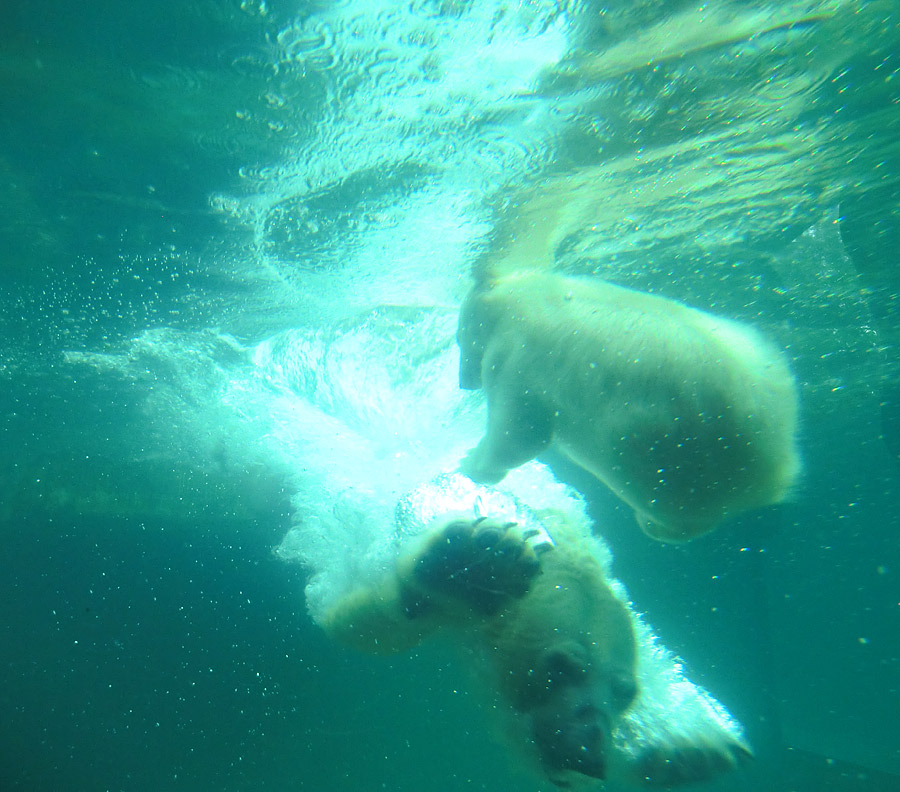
[1,1,899,790]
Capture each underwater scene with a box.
[2,1,899,790]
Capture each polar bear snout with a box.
[532,696,610,780]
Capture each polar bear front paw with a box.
[410,516,545,616]
[632,738,752,787]
[459,449,508,485]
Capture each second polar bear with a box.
[457,270,800,542]
[323,471,751,788]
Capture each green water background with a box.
[2,1,899,790]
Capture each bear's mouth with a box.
[532,705,609,781]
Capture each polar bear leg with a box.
[611,614,754,787]
[634,509,711,545]
[323,515,546,654]
[461,387,554,484]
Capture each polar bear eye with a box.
[541,647,586,685]
[609,673,638,708]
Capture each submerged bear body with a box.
[457,271,800,541]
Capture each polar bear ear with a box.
[458,343,483,389]
[457,286,500,390]
[456,311,485,390]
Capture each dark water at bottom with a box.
[0,513,530,791]
[2,507,897,792]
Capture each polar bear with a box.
[323,472,751,788]
[457,270,800,542]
